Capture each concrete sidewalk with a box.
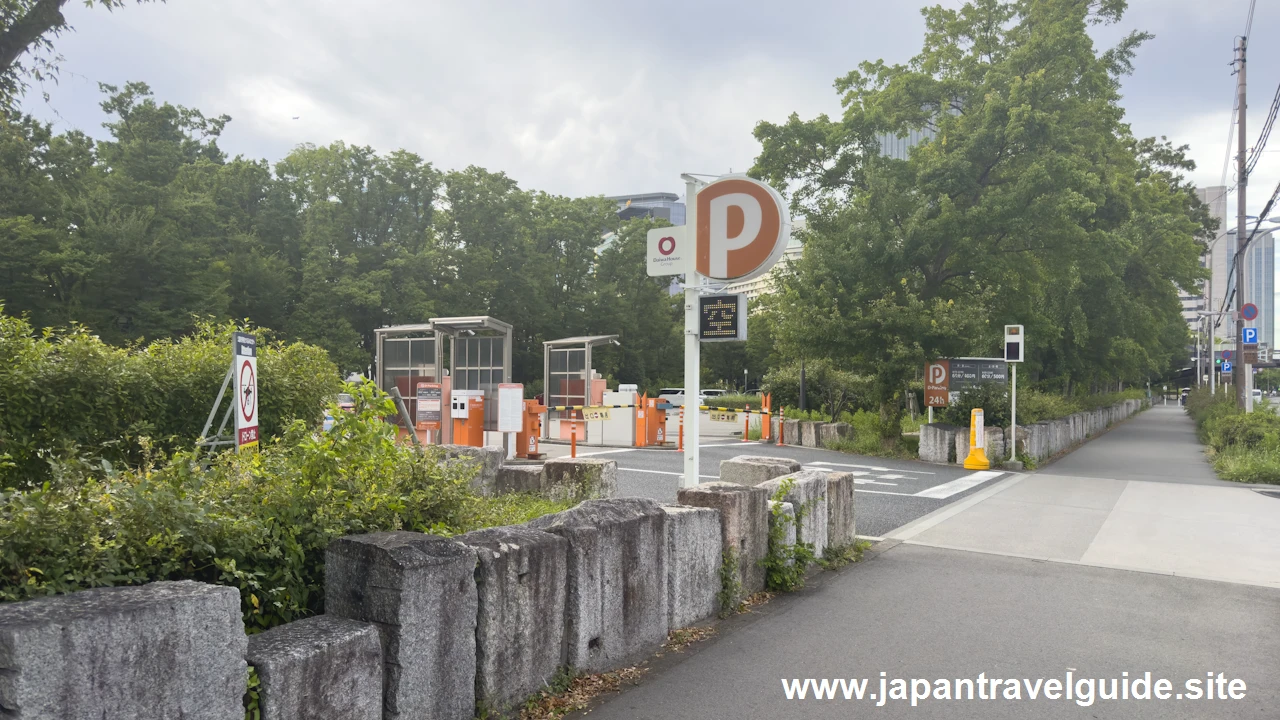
[576,405,1280,720]
[893,406,1280,588]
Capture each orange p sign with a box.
[695,175,790,281]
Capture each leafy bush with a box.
[762,360,871,420]
[939,382,1013,427]
[1204,413,1280,453]
[1182,387,1280,485]
[0,313,340,489]
[0,383,490,631]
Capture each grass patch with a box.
[518,666,648,720]
[818,540,873,570]
[1212,445,1280,485]
[459,494,577,535]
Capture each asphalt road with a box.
[557,440,1007,538]
[575,543,1280,719]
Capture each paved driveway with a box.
[551,439,1007,538]
[893,407,1280,588]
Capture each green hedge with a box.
[939,385,1146,427]
[0,383,483,631]
[705,393,763,410]
[1184,387,1280,484]
[0,312,340,489]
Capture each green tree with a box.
[589,218,682,390]
[275,141,444,371]
[752,0,1209,443]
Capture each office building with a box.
[1195,185,1231,341]
[721,221,806,301]
[605,192,685,224]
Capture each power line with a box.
[1246,79,1280,176]
[1213,178,1280,323]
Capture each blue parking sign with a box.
[1243,327,1258,344]
[1223,361,1233,373]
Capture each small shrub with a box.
[717,549,743,618]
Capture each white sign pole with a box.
[1010,363,1017,463]
[683,176,702,489]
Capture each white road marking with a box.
[913,470,1004,499]
[619,468,719,480]
[809,461,935,475]
[877,474,906,480]
[568,448,639,457]
[699,443,747,448]
[801,466,898,485]
[854,489,918,496]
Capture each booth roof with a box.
[543,335,619,348]
[429,316,513,334]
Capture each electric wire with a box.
[1245,79,1280,177]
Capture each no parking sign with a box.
[233,332,259,451]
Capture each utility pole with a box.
[1234,36,1248,409]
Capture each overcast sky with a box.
[20,0,1280,217]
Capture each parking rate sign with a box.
[233,332,259,451]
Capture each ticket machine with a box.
[451,390,485,447]
[516,398,546,459]
[636,395,668,447]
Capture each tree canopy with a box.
[0,83,684,388]
[751,0,1211,439]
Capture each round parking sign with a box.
[1243,303,1259,321]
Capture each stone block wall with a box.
[661,505,723,627]
[325,532,478,720]
[718,454,801,486]
[8,457,865,720]
[0,580,247,720]
[247,615,382,720]
[759,470,829,559]
[921,399,1146,466]
[818,422,853,447]
[824,471,857,548]
[456,525,568,714]
[799,421,821,447]
[919,423,959,463]
[528,498,668,672]
[441,444,505,495]
[676,481,771,594]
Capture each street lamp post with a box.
[1199,311,1233,396]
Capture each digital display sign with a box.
[699,294,747,342]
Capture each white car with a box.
[657,388,724,407]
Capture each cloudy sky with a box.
[20,0,1280,217]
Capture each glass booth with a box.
[374,317,513,441]
[543,335,618,441]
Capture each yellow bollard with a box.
[963,408,991,470]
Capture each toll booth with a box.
[432,316,513,447]
[374,323,449,444]
[374,316,513,448]
[543,335,618,443]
